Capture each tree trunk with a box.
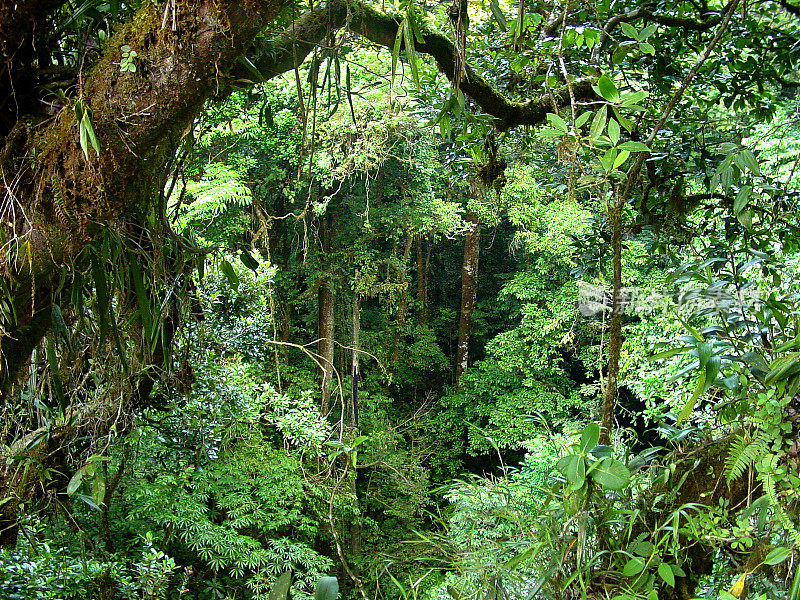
[390,233,414,372]
[599,199,623,446]
[456,212,481,387]
[318,213,336,417]
[350,292,361,429]
[416,234,429,325]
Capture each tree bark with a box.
[456,211,480,387]
[318,213,336,417]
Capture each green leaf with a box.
[220,259,240,289]
[764,547,793,565]
[623,557,645,576]
[575,111,592,128]
[608,118,621,145]
[618,141,650,152]
[734,186,752,214]
[658,562,675,587]
[613,149,630,169]
[639,23,657,39]
[270,571,293,600]
[621,91,648,107]
[240,249,259,271]
[589,105,608,141]
[738,149,761,175]
[639,42,655,54]
[565,454,586,490]
[620,22,639,40]
[546,113,568,133]
[591,458,631,490]
[579,423,600,454]
[67,468,84,497]
[600,148,617,172]
[597,76,621,103]
[315,577,339,600]
[677,371,706,424]
[81,109,100,156]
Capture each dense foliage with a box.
[3,0,800,599]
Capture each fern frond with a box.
[759,459,800,548]
[725,431,771,484]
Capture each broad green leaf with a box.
[600,148,617,172]
[623,557,645,576]
[589,105,607,141]
[270,571,293,600]
[575,111,592,128]
[565,454,586,490]
[613,149,630,169]
[621,91,648,107]
[734,186,751,214]
[591,458,630,490]
[620,22,639,39]
[608,118,621,145]
[639,41,655,54]
[315,577,339,600]
[546,113,569,133]
[764,547,792,565]
[240,249,259,271]
[220,259,240,288]
[619,141,651,152]
[639,23,657,39]
[579,423,600,453]
[67,468,84,497]
[658,562,675,587]
[597,76,621,103]
[739,149,761,175]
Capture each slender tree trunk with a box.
[416,234,429,325]
[350,292,361,429]
[318,213,336,417]
[599,198,623,446]
[349,291,362,566]
[456,211,481,387]
[390,234,414,371]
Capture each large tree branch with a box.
[246,0,597,131]
[0,0,296,393]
